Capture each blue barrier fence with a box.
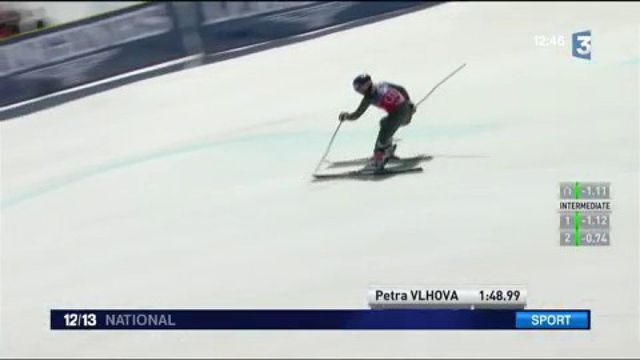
[0,3,187,108]
[0,1,436,116]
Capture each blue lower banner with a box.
[50,310,590,330]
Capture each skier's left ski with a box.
[313,166,423,179]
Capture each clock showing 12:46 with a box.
[533,34,566,47]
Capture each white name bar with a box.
[368,286,527,309]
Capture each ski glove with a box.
[408,102,417,114]
[338,111,351,121]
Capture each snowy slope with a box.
[1,2,639,357]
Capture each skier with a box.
[338,73,416,172]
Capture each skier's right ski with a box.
[327,154,432,169]
[313,165,423,180]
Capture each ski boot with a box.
[365,145,396,173]
[386,143,399,161]
[364,151,385,173]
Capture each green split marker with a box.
[575,182,580,246]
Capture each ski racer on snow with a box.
[338,73,417,172]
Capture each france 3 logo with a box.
[572,30,592,60]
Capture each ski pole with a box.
[415,62,467,108]
[313,121,343,174]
